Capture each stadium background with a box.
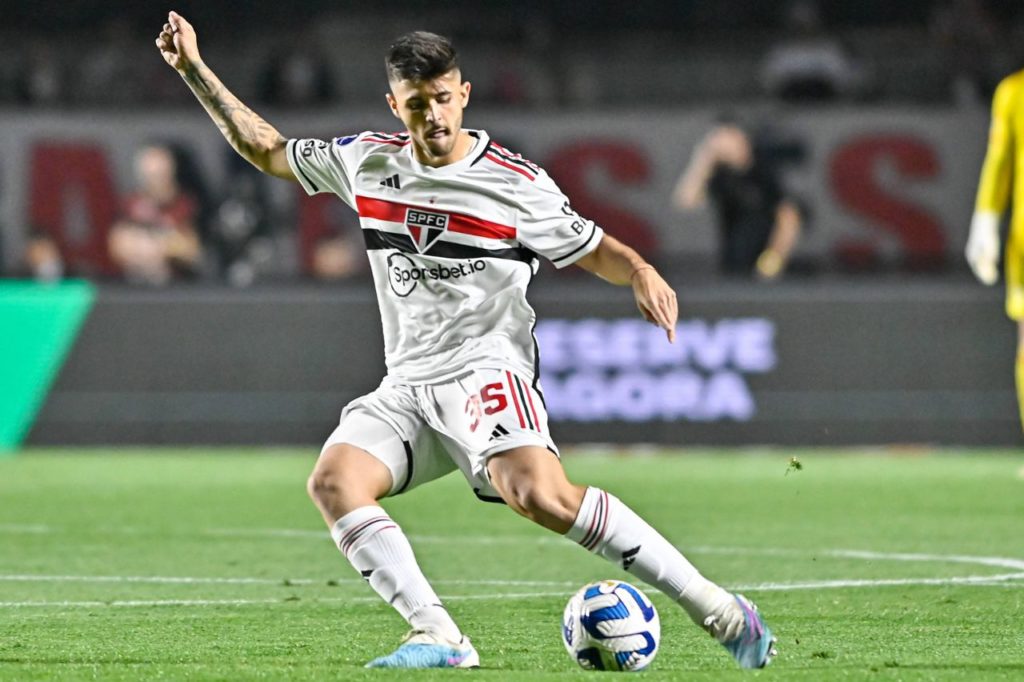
[2,0,1023,451]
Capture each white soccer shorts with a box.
[321,367,558,501]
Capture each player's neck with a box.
[412,130,475,168]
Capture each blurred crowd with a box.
[2,1,1023,111]
[18,141,365,286]
[5,0,1024,286]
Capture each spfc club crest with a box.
[405,208,449,253]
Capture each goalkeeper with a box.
[966,69,1024,428]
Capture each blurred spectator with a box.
[75,18,145,106]
[673,121,803,280]
[759,0,865,102]
[15,41,65,106]
[108,144,201,285]
[258,41,337,107]
[23,231,65,282]
[930,0,1005,107]
[210,164,276,287]
[312,236,361,281]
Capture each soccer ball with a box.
[562,580,660,672]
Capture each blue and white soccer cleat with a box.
[364,629,480,669]
[713,594,777,669]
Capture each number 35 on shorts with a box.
[463,370,545,435]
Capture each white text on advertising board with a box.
[536,318,776,422]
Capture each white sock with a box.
[565,487,735,631]
[331,506,462,642]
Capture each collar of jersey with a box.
[405,129,489,176]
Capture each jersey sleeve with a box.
[516,171,604,269]
[974,76,1018,216]
[285,133,368,209]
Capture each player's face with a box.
[387,70,471,165]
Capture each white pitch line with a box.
[2,571,1023,597]
[0,592,573,609]
[822,549,1024,572]
[4,575,1024,610]
[730,572,1024,591]
[5,523,1024,591]
[0,523,51,534]
[0,574,320,586]
[127,529,1024,569]
[6,523,1023,571]
[687,545,1024,571]
[0,573,579,588]
[206,528,566,545]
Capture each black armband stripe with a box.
[550,222,598,265]
[289,140,320,192]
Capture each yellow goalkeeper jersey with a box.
[975,70,1024,318]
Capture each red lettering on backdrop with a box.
[545,141,657,256]
[29,143,119,275]
[829,135,945,269]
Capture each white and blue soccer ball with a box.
[562,580,660,672]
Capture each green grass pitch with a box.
[1,449,1022,680]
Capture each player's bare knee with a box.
[308,444,392,511]
[306,462,342,506]
[504,479,582,528]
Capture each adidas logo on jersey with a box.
[379,174,402,189]
[489,424,511,441]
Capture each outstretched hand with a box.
[632,268,678,343]
[156,11,200,72]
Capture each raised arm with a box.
[575,234,678,343]
[672,125,737,211]
[672,135,718,210]
[155,12,294,180]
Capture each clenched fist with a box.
[156,11,201,72]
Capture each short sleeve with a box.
[286,133,368,209]
[517,171,604,268]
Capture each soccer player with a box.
[966,69,1024,428]
[157,11,777,669]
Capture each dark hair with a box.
[385,31,458,82]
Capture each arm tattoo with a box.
[181,62,285,164]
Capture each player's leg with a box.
[486,447,776,669]
[425,367,774,667]
[1006,231,1024,430]
[1016,321,1024,429]
[429,367,730,627]
[308,398,476,668]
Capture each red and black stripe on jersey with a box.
[355,192,536,263]
[479,142,539,181]
[489,142,540,173]
[362,228,534,262]
[356,196,518,241]
[364,132,411,146]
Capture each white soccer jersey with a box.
[286,129,604,384]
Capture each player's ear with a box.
[385,92,400,119]
[461,80,471,109]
